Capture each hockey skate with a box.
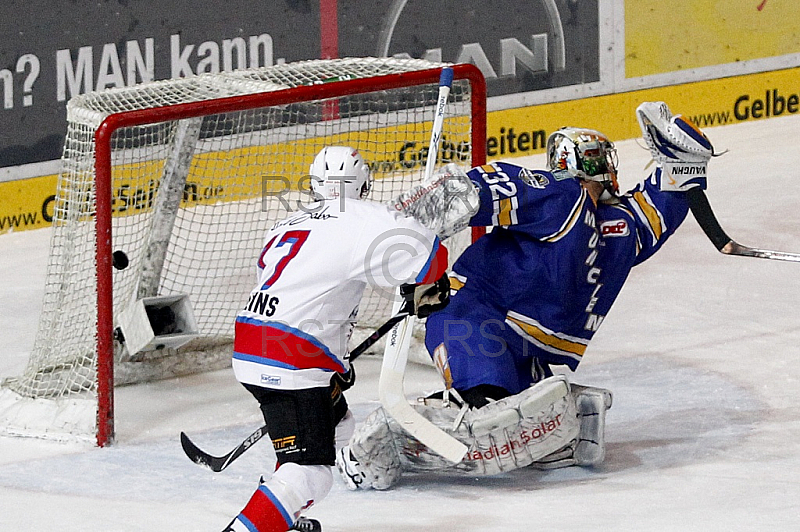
[335,445,366,490]
[222,513,321,532]
[290,516,322,531]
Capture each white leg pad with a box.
[270,462,333,511]
[462,375,579,475]
[531,383,613,469]
[572,384,613,466]
[346,408,403,490]
[228,462,333,531]
[341,375,585,489]
[340,377,612,488]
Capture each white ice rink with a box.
[2,113,800,531]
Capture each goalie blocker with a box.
[390,162,480,240]
[336,376,612,490]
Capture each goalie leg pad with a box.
[572,384,613,466]
[356,375,580,478]
[531,383,613,469]
[463,375,579,475]
[342,377,601,487]
[344,407,403,490]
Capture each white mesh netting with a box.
[0,57,481,443]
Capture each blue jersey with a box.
[425,162,689,395]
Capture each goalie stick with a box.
[180,310,411,472]
[687,188,800,263]
[183,68,469,471]
[378,66,469,464]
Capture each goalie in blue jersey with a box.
[337,101,717,489]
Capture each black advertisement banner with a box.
[340,0,598,97]
[0,0,598,169]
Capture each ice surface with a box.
[2,114,800,531]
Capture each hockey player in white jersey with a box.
[223,146,451,532]
[336,102,717,490]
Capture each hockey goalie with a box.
[337,101,715,490]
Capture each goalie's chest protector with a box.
[233,199,444,389]
[454,163,646,369]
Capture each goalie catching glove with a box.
[636,101,715,192]
[400,273,450,318]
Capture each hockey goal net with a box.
[0,58,486,446]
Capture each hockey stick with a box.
[687,188,800,263]
[378,67,469,464]
[180,425,263,473]
[182,69,468,471]
[180,310,411,472]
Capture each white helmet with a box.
[546,127,619,200]
[309,146,372,200]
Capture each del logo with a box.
[600,219,629,237]
[519,168,549,189]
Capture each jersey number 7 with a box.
[257,229,310,290]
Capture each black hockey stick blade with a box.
[687,188,800,263]
[180,425,266,472]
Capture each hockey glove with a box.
[636,101,714,192]
[332,365,356,393]
[389,163,480,240]
[399,273,451,318]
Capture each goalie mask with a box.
[310,146,372,200]
[546,127,619,200]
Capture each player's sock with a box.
[225,463,334,532]
[225,483,294,532]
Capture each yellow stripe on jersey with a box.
[506,312,588,361]
[448,274,466,293]
[632,191,664,240]
[498,197,514,226]
[541,188,587,243]
[480,164,497,173]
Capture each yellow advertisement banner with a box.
[108,118,470,212]
[626,1,800,78]
[0,117,472,234]
[0,175,59,233]
[486,66,800,159]
[4,66,800,235]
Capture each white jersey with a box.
[232,198,449,390]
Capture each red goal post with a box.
[2,58,486,447]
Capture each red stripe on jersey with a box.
[418,241,449,284]
[234,319,344,372]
